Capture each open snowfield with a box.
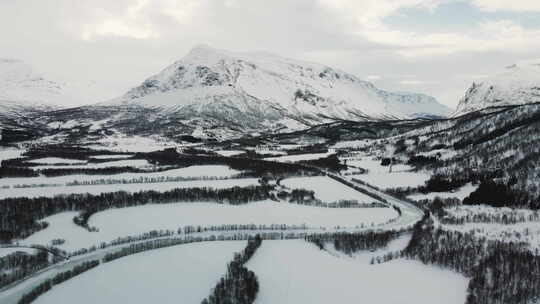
[0,147,25,163]
[0,178,260,199]
[354,171,431,189]
[33,241,246,304]
[346,158,431,189]
[408,183,477,201]
[22,201,397,252]
[89,154,134,160]
[281,176,382,203]
[86,134,178,153]
[0,247,36,258]
[0,165,243,188]
[247,240,468,304]
[215,150,245,156]
[27,157,86,164]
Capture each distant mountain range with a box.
[2,46,540,144]
[0,58,112,111]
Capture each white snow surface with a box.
[33,241,246,304]
[0,147,25,163]
[215,150,245,156]
[247,240,468,304]
[0,178,260,199]
[408,183,477,201]
[0,58,114,108]
[0,165,242,188]
[281,176,382,203]
[112,45,449,123]
[0,248,36,258]
[89,154,134,160]
[454,61,540,115]
[27,157,87,165]
[347,158,431,189]
[22,201,396,252]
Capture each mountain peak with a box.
[121,45,450,122]
[454,61,540,116]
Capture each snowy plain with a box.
[281,176,382,203]
[22,201,397,252]
[0,178,260,199]
[247,240,468,304]
[33,241,246,304]
[0,165,243,188]
[346,158,431,189]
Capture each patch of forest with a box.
[202,236,262,304]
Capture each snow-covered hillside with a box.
[113,45,450,126]
[0,58,111,110]
[454,60,540,116]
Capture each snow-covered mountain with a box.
[111,45,450,126]
[454,60,540,116]
[0,58,112,112]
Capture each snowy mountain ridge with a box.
[112,45,450,125]
[454,60,540,116]
[0,58,112,111]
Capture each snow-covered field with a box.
[89,154,134,160]
[0,178,260,199]
[86,134,178,153]
[247,240,468,304]
[355,171,431,189]
[215,150,245,157]
[0,165,243,189]
[408,183,477,201]
[281,176,382,203]
[33,241,245,304]
[0,147,25,163]
[346,158,431,189]
[0,247,36,258]
[22,201,397,252]
[27,157,86,164]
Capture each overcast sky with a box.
[1,0,540,109]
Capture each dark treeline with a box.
[466,248,540,304]
[407,154,439,167]
[299,154,347,172]
[418,174,469,193]
[141,148,318,176]
[17,260,100,304]
[277,187,384,208]
[202,236,262,304]
[306,230,402,255]
[462,179,538,209]
[0,185,271,240]
[396,212,540,304]
[0,166,39,178]
[0,250,49,288]
[286,144,328,155]
[2,147,318,179]
[23,145,130,160]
